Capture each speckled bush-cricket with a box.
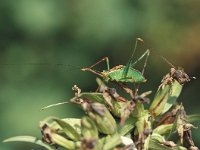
[82,38,149,84]
[81,38,150,97]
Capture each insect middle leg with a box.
[115,82,134,99]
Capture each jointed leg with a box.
[82,68,105,78]
[115,82,134,99]
[83,57,110,70]
[141,49,150,75]
[132,49,150,96]
[123,38,143,78]
[131,49,150,75]
[81,57,110,78]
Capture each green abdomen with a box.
[106,66,146,83]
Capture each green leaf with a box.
[131,102,146,117]
[134,108,151,135]
[52,118,80,141]
[42,117,81,135]
[150,133,165,143]
[81,116,98,139]
[118,117,136,136]
[144,136,150,150]
[149,139,187,150]
[153,124,173,135]
[187,114,200,123]
[51,133,76,150]
[150,85,170,117]
[91,103,117,134]
[149,139,173,150]
[149,133,187,150]
[102,134,122,150]
[150,80,182,117]
[162,81,182,114]
[3,136,54,150]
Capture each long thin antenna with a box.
[0,63,82,68]
[161,56,175,68]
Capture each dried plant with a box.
[3,39,199,150]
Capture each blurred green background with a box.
[1,0,200,149]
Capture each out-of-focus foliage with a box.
[0,0,200,149]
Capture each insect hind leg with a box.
[81,57,110,78]
[131,49,150,75]
[82,57,110,71]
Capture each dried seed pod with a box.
[81,138,97,150]
[40,122,76,149]
[72,97,117,135]
[51,133,76,150]
[89,103,117,134]
[52,118,80,141]
[98,134,122,150]
[153,124,173,135]
[81,116,98,139]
